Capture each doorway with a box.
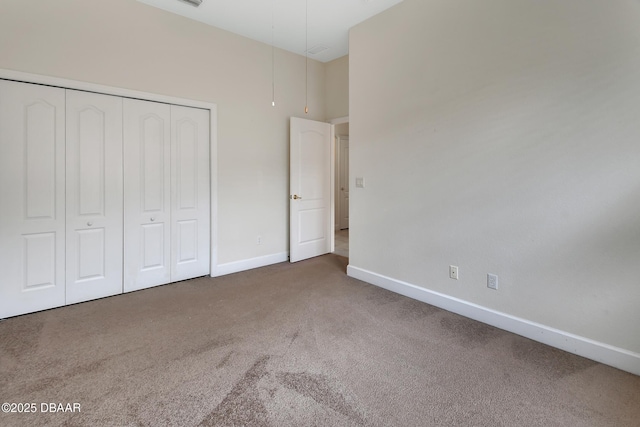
[333,119,349,258]
[288,116,349,262]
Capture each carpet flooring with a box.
[0,254,638,426]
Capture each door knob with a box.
[291,195,302,200]
[150,217,155,222]
[87,221,93,227]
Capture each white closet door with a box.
[0,80,66,318]
[65,90,123,304]
[123,99,171,292]
[170,105,210,281]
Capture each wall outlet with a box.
[449,265,459,280]
[487,273,498,290]
[257,236,262,245]
[355,177,365,188]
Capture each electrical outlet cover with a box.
[487,274,498,290]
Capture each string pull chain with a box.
[271,0,276,106]
[305,0,308,114]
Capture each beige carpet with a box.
[1,255,638,426]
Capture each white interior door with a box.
[170,105,210,281]
[0,80,66,318]
[290,117,333,263]
[65,90,123,304]
[124,99,171,292]
[339,136,349,230]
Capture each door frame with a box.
[0,69,219,278]
[336,135,349,230]
[329,116,349,239]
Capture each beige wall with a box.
[325,55,349,120]
[334,123,349,136]
[350,0,640,355]
[0,0,326,266]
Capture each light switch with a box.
[356,177,365,188]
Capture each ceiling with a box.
[137,0,405,62]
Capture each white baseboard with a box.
[212,252,289,277]
[347,265,640,377]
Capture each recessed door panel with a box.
[176,119,197,210]
[298,209,325,244]
[76,228,105,281]
[142,223,166,270]
[25,101,57,220]
[23,233,56,290]
[171,105,210,281]
[299,130,326,201]
[177,220,197,264]
[78,107,105,216]
[66,90,123,304]
[0,80,66,318]
[124,99,171,292]
[143,115,166,213]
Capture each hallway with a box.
[334,229,349,258]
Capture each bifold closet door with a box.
[170,105,210,281]
[123,99,171,292]
[65,90,123,304]
[0,80,66,318]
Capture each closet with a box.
[0,79,211,319]
[123,99,210,292]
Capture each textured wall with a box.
[325,55,349,120]
[350,0,640,353]
[0,0,326,266]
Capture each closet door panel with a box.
[170,105,210,281]
[124,99,171,292]
[0,80,66,318]
[65,90,123,304]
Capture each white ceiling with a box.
[137,0,404,62]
